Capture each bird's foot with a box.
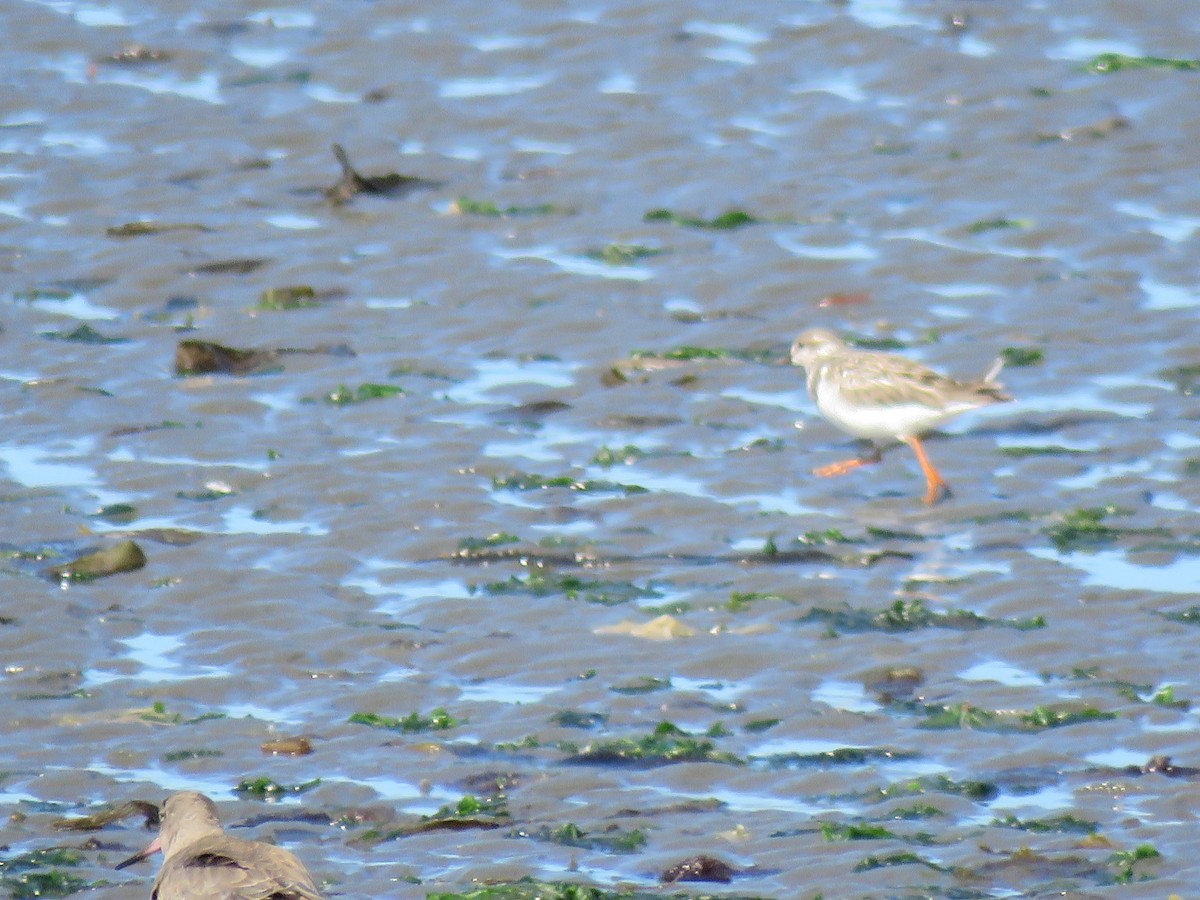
[922,480,952,506]
[813,456,879,478]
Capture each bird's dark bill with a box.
[115,836,161,870]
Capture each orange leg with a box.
[901,436,950,505]
[813,447,881,479]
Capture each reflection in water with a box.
[978,783,1079,817]
[1140,277,1199,310]
[490,246,655,282]
[457,680,560,704]
[844,0,931,30]
[1049,36,1142,61]
[812,679,881,713]
[598,72,637,93]
[791,75,868,103]
[1085,747,1152,768]
[445,358,579,405]
[0,440,100,488]
[1115,201,1200,243]
[959,660,1044,687]
[97,71,224,104]
[85,632,226,686]
[1029,547,1200,594]
[22,290,119,319]
[774,233,877,260]
[440,75,549,98]
[221,506,329,536]
[83,762,239,797]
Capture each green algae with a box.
[106,220,208,238]
[965,217,1032,234]
[491,473,648,494]
[993,814,1098,834]
[864,526,926,541]
[234,777,320,797]
[163,748,224,762]
[610,676,671,695]
[176,486,234,501]
[349,707,461,732]
[566,722,744,766]
[1000,346,1044,367]
[1159,363,1200,395]
[513,822,647,853]
[1042,504,1163,552]
[457,533,520,552]
[138,701,183,724]
[388,362,458,381]
[798,598,1044,634]
[1162,605,1200,626]
[853,852,946,873]
[1110,844,1161,884]
[352,795,509,846]
[1113,680,1188,709]
[41,324,128,344]
[742,718,780,733]
[3,870,95,899]
[585,244,666,265]
[591,444,693,467]
[819,822,904,842]
[629,345,771,363]
[479,571,660,606]
[1087,53,1200,73]
[914,701,1115,732]
[591,445,646,467]
[729,437,785,453]
[885,803,944,820]
[761,746,918,769]
[89,503,137,522]
[257,285,317,310]
[873,774,999,802]
[494,735,542,752]
[550,710,607,729]
[432,795,508,820]
[644,208,761,229]
[188,258,267,276]
[0,849,83,874]
[847,335,908,351]
[454,197,564,217]
[798,528,853,545]
[323,383,405,405]
[998,445,1093,458]
[727,591,788,612]
[428,880,773,899]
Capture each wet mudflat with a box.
[3,1,1200,897]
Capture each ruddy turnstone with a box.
[789,328,1010,504]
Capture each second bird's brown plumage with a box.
[116,791,324,900]
[790,328,1011,504]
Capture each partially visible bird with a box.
[789,328,1011,504]
[115,791,324,900]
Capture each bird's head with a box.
[789,328,846,368]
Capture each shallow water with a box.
[3,1,1200,897]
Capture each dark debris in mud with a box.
[325,144,443,205]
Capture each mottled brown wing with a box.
[153,837,323,900]
[830,352,967,409]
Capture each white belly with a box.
[814,379,967,441]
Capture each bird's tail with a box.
[979,357,1012,402]
[983,356,1005,385]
